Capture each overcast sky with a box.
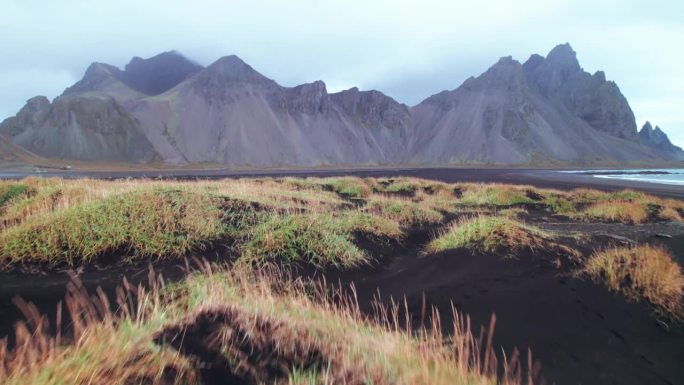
[1,0,682,146]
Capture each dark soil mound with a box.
[324,237,684,385]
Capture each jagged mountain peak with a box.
[206,55,268,79]
[294,80,327,93]
[639,121,669,141]
[521,43,637,139]
[121,51,203,95]
[25,95,51,109]
[522,54,545,72]
[186,54,277,95]
[545,43,581,70]
[481,56,525,84]
[639,121,683,158]
[62,62,128,96]
[641,121,654,132]
[63,51,202,97]
[125,50,189,67]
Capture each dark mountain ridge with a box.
[1,44,681,166]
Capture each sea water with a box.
[563,169,684,186]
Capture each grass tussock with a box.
[366,195,443,226]
[241,211,401,268]
[426,216,569,257]
[0,189,226,266]
[583,245,684,319]
[0,264,542,385]
[320,177,373,199]
[0,182,33,209]
[582,200,649,224]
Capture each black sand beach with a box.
[1,169,682,385]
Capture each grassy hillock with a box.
[0,264,528,385]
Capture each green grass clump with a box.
[426,215,554,255]
[376,179,418,195]
[321,177,372,199]
[242,211,400,268]
[542,195,574,215]
[0,183,32,209]
[367,197,443,226]
[0,189,226,266]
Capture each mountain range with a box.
[1,44,682,167]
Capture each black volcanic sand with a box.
[0,170,683,385]
[320,217,684,385]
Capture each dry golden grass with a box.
[582,200,649,224]
[568,189,683,223]
[0,271,197,385]
[659,205,682,221]
[0,264,542,385]
[583,245,684,319]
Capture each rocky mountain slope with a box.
[409,44,666,164]
[127,55,412,166]
[1,45,681,166]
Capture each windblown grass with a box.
[583,245,684,319]
[0,271,196,385]
[0,264,541,385]
[426,215,570,257]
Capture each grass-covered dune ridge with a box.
[0,176,682,269]
[582,245,684,320]
[457,184,684,224]
[0,264,540,385]
[426,215,578,259]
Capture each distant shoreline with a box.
[1,167,682,199]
